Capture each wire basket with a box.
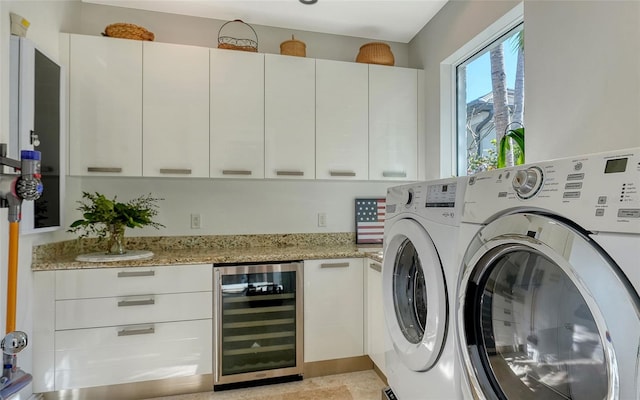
[218,19,258,52]
[356,42,394,66]
[102,23,155,41]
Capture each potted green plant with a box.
[68,192,165,254]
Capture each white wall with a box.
[410,0,640,177]
[64,177,390,238]
[524,0,640,161]
[74,2,411,67]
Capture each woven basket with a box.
[103,23,155,41]
[218,19,258,52]
[280,35,306,57]
[356,42,394,66]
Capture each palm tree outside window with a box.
[457,24,524,175]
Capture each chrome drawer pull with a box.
[276,170,304,176]
[87,167,122,173]
[159,168,192,175]
[117,298,155,307]
[222,169,252,175]
[117,270,155,278]
[320,262,350,268]
[369,262,382,273]
[117,326,155,337]
[382,171,407,178]
[329,171,356,177]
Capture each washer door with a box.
[383,218,447,372]
[457,213,640,400]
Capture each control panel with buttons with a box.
[462,148,640,234]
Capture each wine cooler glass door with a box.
[214,262,303,386]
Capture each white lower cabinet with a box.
[303,258,364,362]
[365,259,386,374]
[33,264,213,392]
[54,319,211,390]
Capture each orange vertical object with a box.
[6,221,19,333]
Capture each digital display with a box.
[604,158,627,174]
[426,183,456,208]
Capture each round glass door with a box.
[458,213,640,400]
[382,218,447,372]
[466,246,607,400]
[393,239,427,344]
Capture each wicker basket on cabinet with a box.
[102,23,155,41]
[356,42,394,66]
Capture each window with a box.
[456,24,524,175]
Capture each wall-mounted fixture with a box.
[10,35,64,234]
[299,0,318,4]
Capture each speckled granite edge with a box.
[32,232,368,271]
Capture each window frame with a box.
[439,3,523,178]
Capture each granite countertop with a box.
[32,244,370,271]
[31,233,384,271]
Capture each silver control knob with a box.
[404,189,414,206]
[512,167,543,199]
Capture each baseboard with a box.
[303,355,373,378]
[39,356,381,399]
[372,361,388,385]
[40,374,213,400]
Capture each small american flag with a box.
[355,198,386,244]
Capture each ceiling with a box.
[82,0,449,43]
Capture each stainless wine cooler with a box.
[213,262,304,389]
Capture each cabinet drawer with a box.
[56,291,212,330]
[55,264,212,300]
[54,319,212,390]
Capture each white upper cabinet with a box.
[65,33,421,181]
[142,42,210,178]
[315,59,368,180]
[68,34,143,177]
[264,54,315,179]
[369,65,418,181]
[210,49,265,179]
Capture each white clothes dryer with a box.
[383,177,467,400]
[455,148,640,400]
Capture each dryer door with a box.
[457,213,640,400]
[383,218,447,372]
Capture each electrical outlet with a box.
[318,213,327,227]
[190,213,201,229]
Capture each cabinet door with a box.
[369,65,418,181]
[265,54,315,179]
[366,260,386,374]
[143,42,209,178]
[68,34,142,177]
[304,258,364,362]
[316,60,368,180]
[210,49,265,179]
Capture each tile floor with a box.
[145,370,385,400]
